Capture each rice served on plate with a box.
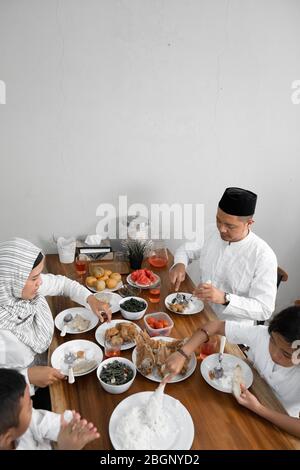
[115,387,177,450]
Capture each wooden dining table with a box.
[46,253,300,450]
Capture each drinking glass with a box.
[114,251,128,273]
[104,338,121,359]
[75,254,89,280]
[198,336,218,360]
[148,286,161,304]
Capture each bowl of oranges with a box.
[85,266,122,292]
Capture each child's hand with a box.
[235,384,262,413]
[28,366,65,387]
[57,411,100,450]
[162,351,186,381]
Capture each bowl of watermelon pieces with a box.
[127,269,160,289]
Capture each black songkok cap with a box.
[218,187,257,216]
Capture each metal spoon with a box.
[64,352,76,384]
[60,313,73,337]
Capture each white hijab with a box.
[0,238,54,354]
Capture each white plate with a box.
[127,273,160,289]
[95,319,142,350]
[200,353,253,393]
[132,336,197,383]
[54,307,99,334]
[51,339,103,376]
[86,281,123,293]
[165,293,204,315]
[94,292,123,314]
[109,391,194,450]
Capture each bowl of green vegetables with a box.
[97,357,136,394]
[119,296,148,320]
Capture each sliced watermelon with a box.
[131,268,157,285]
[141,274,152,283]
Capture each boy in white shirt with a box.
[0,368,100,450]
[164,306,300,438]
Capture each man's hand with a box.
[57,411,100,450]
[87,295,112,322]
[28,366,65,387]
[235,385,262,413]
[193,283,226,304]
[169,263,186,291]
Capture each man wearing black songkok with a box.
[170,187,277,323]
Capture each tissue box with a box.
[76,238,112,260]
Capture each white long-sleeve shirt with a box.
[174,228,277,323]
[0,274,93,393]
[225,321,300,418]
[16,409,61,450]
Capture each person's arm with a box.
[3,366,36,396]
[0,332,36,395]
[170,240,203,291]
[194,250,277,322]
[57,412,100,449]
[17,409,99,450]
[39,274,92,306]
[221,251,278,322]
[181,320,225,356]
[20,368,35,396]
[164,321,225,379]
[35,409,100,449]
[236,385,300,439]
[164,320,260,380]
[28,366,65,388]
[39,274,111,322]
[173,240,202,268]
[30,408,62,443]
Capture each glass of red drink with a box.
[148,287,161,304]
[75,254,89,280]
[104,339,121,359]
[198,337,218,360]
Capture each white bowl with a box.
[119,296,148,320]
[96,357,136,394]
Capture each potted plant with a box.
[122,239,151,270]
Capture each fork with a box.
[174,293,197,305]
[212,336,226,379]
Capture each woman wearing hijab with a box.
[0,238,111,393]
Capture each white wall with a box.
[0,0,299,311]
